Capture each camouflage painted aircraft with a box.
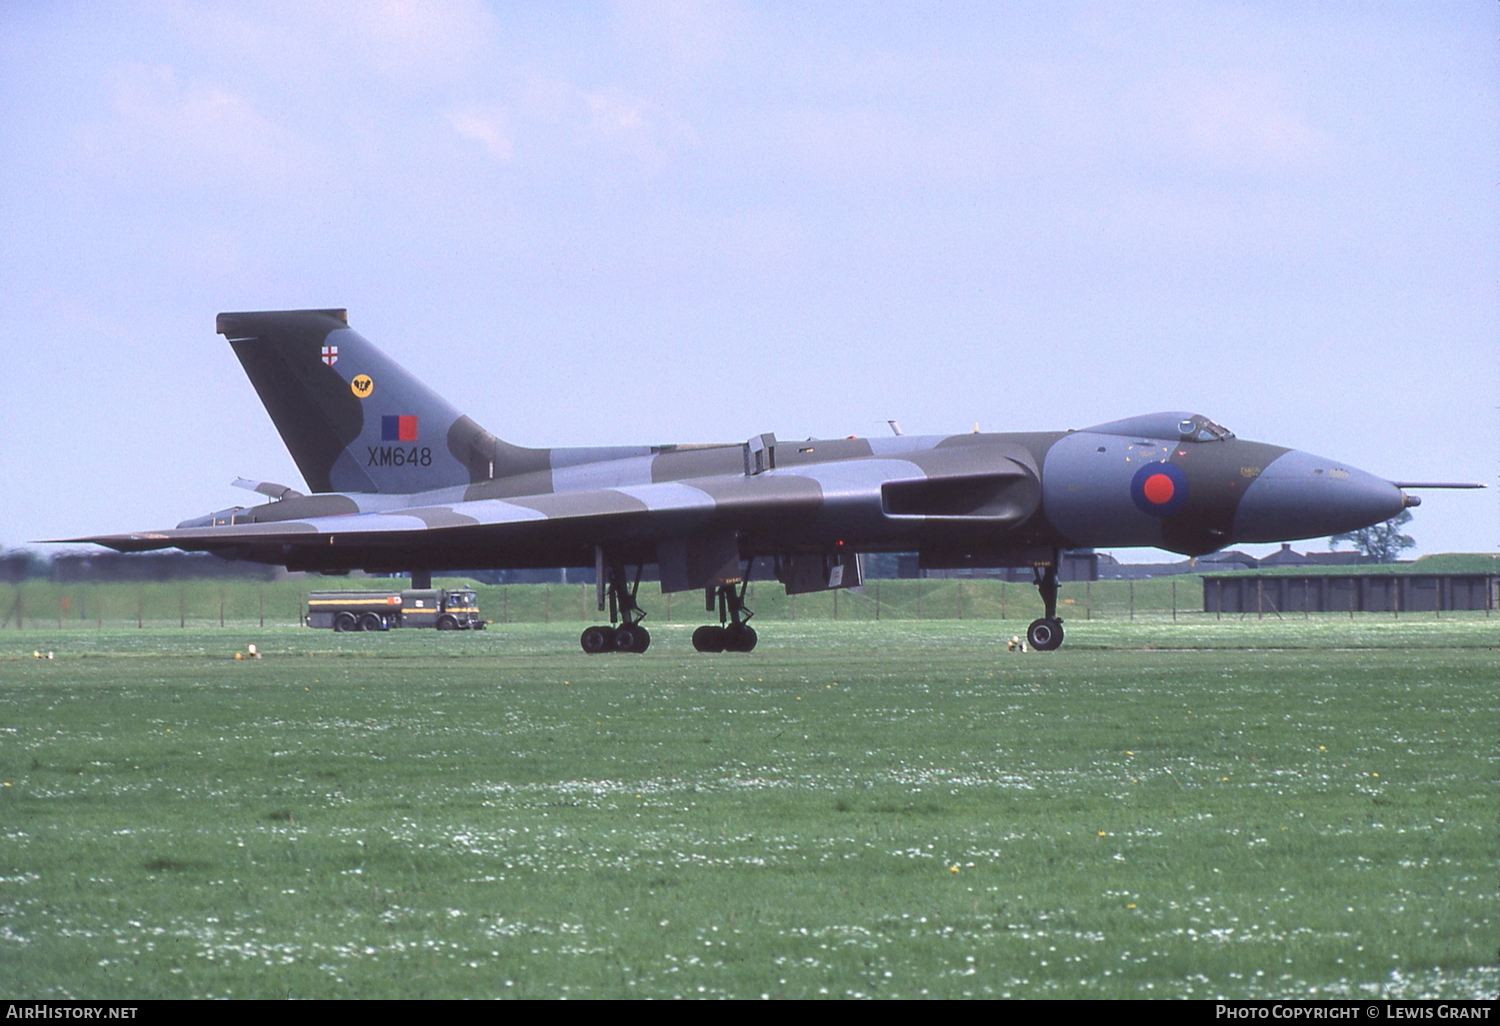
[67,308,1451,653]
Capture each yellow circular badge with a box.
[350,374,374,398]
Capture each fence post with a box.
[1129,581,1134,621]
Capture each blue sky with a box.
[1,1,1495,559]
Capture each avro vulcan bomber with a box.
[69,309,1451,653]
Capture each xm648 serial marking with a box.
[367,446,432,467]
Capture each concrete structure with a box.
[1203,571,1497,614]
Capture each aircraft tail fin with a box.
[216,309,533,494]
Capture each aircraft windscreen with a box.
[1177,417,1234,443]
[1084,413,1234,442]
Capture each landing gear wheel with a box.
[580,625,616,654]
[334,612,357,633]
[359,613,383,633]
[723,623,758,652]
[1026,617,1063,651]
[692,625,726,653]
[613,624,651,654]
[436,615,457,630]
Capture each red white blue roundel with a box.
[1131,461,1188,516]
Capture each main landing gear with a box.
[1027,556,1065,652]
[692,576,757,653]
[580,562,651,654]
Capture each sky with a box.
[1,1,1495,562]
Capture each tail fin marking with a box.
[219,309,503,495]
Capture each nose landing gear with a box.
[1026,556,1065,651]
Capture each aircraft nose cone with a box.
[1233,449,1406,544]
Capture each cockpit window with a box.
[1182,416,1233,443]
[1084,412,1234,442]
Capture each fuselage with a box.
[167,411,1408,574]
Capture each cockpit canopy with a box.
[1083,412,1234,443]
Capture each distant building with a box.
[1204,570,1497,614]
[1256,543,1313,567]
[1097,544,1373,580]
[1194,550,1261,573]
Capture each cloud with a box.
[607,0,748,75]
[447,106,514,162]
[1142,69,1336,173]
[448,77,691,174]
[581,85,688,170]
[349,0,496,83]
[84,62,296,191]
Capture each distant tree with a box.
[1329,510,1415,563]
[0,548,44,585]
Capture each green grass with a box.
[0,619,1495,999]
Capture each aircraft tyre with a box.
[359,613,384,633]
[1026,617,1064,651]
[436,615,458,630]
[692,625,726,653]
[613,624,650,653]
[334,612,357,633]
[723,623,758,653]
[580,625,616,654]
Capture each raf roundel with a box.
[1130,461,1188,516]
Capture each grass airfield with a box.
[0,612,1495,999]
